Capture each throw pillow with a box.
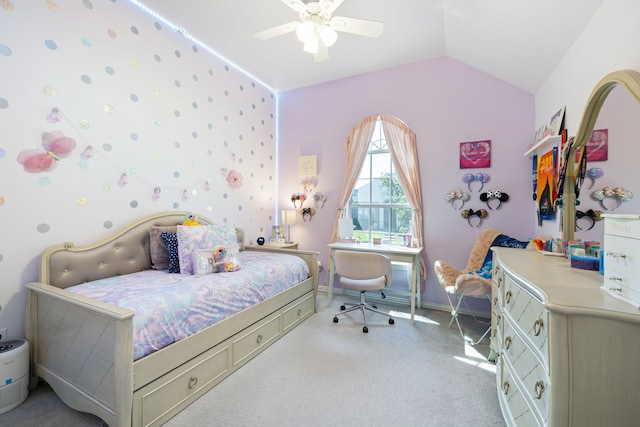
[177,224,240,274]
[193,245,241,275]
[160,231,180,273]
[150,225,177,270]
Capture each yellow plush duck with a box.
[182,212,199,226]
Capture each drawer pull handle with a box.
[493,297,498,306]
[534,380,545,399]
[502,380,510,395]
[505,290,512,304]
[496,277,502,288]
[188,376,198,389]
[608,276,623,283]
[533,318,544,336]
[297,308,302,317]
[256,334,263,344]
[496,314,501,325]
[606,251,627,260]
[504,336,512,349]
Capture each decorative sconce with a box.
[282,209,297,243]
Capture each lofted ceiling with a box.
[137,0,604,94]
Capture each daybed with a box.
[26,212,318,427]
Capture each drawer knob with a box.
[256,334,263,344]
[502,380,510,395]
[505,290,512,304]
[533,318,544,336]
[504,336,512,349]
[188,376,198,389]
[534,380,545,399]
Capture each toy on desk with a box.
[182,212,199,226]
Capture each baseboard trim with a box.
[316,285,490,319]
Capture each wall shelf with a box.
[524,134,562,157]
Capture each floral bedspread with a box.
[67,251,309,360]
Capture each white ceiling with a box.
[137,0,605,94]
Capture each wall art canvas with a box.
[459,139,491,169]
[585,128,608,162]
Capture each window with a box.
[347,117,412,244]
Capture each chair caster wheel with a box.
[363,326,368,333]
[333,317,339,323]
[371,305,377,309]
[340,305,346,310]
[389,318,395,325]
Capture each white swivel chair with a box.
[332,250,395,333]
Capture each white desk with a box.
[327,242,423,325]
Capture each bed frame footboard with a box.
[27,282,134,427]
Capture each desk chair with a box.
[434,229,502,344]
[332,250,395,333]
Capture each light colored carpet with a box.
[1,294,505,427]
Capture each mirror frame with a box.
[562,69,640,241]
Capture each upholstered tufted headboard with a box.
[40,212,245,289]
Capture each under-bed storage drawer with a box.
[134,341,231,427]
[232,314,281,366]
[282,292,314,333]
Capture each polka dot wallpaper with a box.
[0,1,276,335]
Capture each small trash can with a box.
[0,339,29,415]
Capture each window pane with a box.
[370,152,390,178]
[350,179,370,204]
[350,207,369,242]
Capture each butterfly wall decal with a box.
[17,131,77,173]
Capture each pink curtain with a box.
[330,114,377,242]
[381,115,427,281]
[331,114,426,283]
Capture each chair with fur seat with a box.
[332,250,395,333]
[434,228,502,344]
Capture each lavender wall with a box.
[278,56,535,310]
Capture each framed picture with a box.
[460,140,491,169]
[585,128,608,162]
[271,225,286,243]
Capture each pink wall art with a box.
[460,139,491,169]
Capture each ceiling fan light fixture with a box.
[296,21,315,42]
[303,35,319,54]
[317,24,337,47]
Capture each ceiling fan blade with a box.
[320,0,344,14]
[254,21,300,40]
[330,16,384,38]
[280,0,307,13]
[313,43,330,62]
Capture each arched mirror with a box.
[562,70,640,242]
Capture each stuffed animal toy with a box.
[182,212,199,226]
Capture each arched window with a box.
[331,114,426,279]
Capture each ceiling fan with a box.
[254,0,384,62]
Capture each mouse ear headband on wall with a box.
[461,208,488,227]
[590,186,633,210]
[301,207,316,221]
[444,190,470,209]
[479,190,509,210]
[462,172,490,192]
[575,209,604,230]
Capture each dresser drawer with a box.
[604,215,640,239]
[503,274,549,359]
[503,318,550,422]
[499,367,543,427]
[232,314,281,366]
[282,292,314,333]
[135,343,230,426]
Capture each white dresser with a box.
[602,214,640,308]
[491,247,640,427]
